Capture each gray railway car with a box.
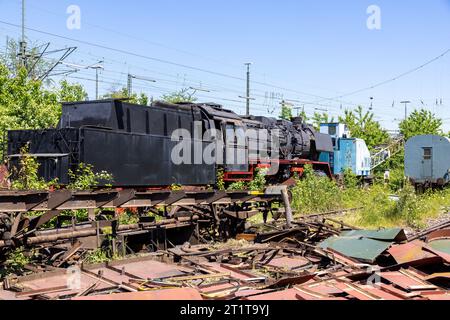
[405,135,450,188]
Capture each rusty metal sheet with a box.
[243,288,302,300]
[266,256,310,270]
[421,292,450,300]
[88,266,133,285]
[375,283,419,300]
[388,240,440,265]
[381,270,438,291]
[424,246,450,264]
[199,283,237,295]
[294,287,341,300]
[332,282,384,300]
[16,271,112,299]
[298,281,345,296]
[203,262,254,281]
[424,272,450,281]
[73,288,203,300]
[234,289,275,299]
[112,260,191,280]
[426,229,450,242]
[351,284,404,300]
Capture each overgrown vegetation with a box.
[10,146,58,190]
[161,88,197,104]
[339,106,390,151]
[101,87,150,106]
[67,163,114,191]
[291,165,342,214]
[0,247,35,278]
[279,101,293,120]
[227,169,267,192]
[83,248,114,264]
[289,165,450,230]
[0,64,89,158]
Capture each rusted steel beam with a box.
[1,216,200,248]
[0,189,281,213]
[408,218,450,242]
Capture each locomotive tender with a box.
[7,99,334,188]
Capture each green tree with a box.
[298,110,309,123]
[339,106,389,150]
[1,38,52,81]
[58,80,88,102]
[0,65,61,152]
[161,88,197,104]
[312,112,335,131]
[102,87,150,105]
[399,109,443,141]
[279,101,292,120]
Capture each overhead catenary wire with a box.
[0,20,363,108]
[1,22,448,125]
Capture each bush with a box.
[291,165,342,214]
[226,168,267,191]
[68,163,113,190]
[10,145,57,190]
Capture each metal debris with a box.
[1,203,449,300]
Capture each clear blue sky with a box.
[0,0,449,131]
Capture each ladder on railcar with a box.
[370,136,405,171]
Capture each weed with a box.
[10,145,58,190]
[291,165,342,214]
[68,163,113,190]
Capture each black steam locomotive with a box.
[7,100,333,188]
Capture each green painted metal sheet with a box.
[340,229,407,242]
[319,236,393,263]
[428,239,450,255]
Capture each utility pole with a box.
[95,67,99,99]
[401,101,411,120]
[91,63,104,100]
[127,73,133,96]
[19,0,27,67]
[245,63,251,116]
[127,73,156,96]
[58,60,103,99]
[238,63,255,116]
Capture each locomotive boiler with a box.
[7,99,334,188]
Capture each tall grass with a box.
[290,165,450,230]
[291,165,343,214]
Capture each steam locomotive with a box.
[7,99,334,188]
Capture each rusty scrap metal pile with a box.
[1,211,449,301]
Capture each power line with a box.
[0,20,363,108]
[325,48,450,101]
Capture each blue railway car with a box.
[319,123,371,177]
[405,135,450,188]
